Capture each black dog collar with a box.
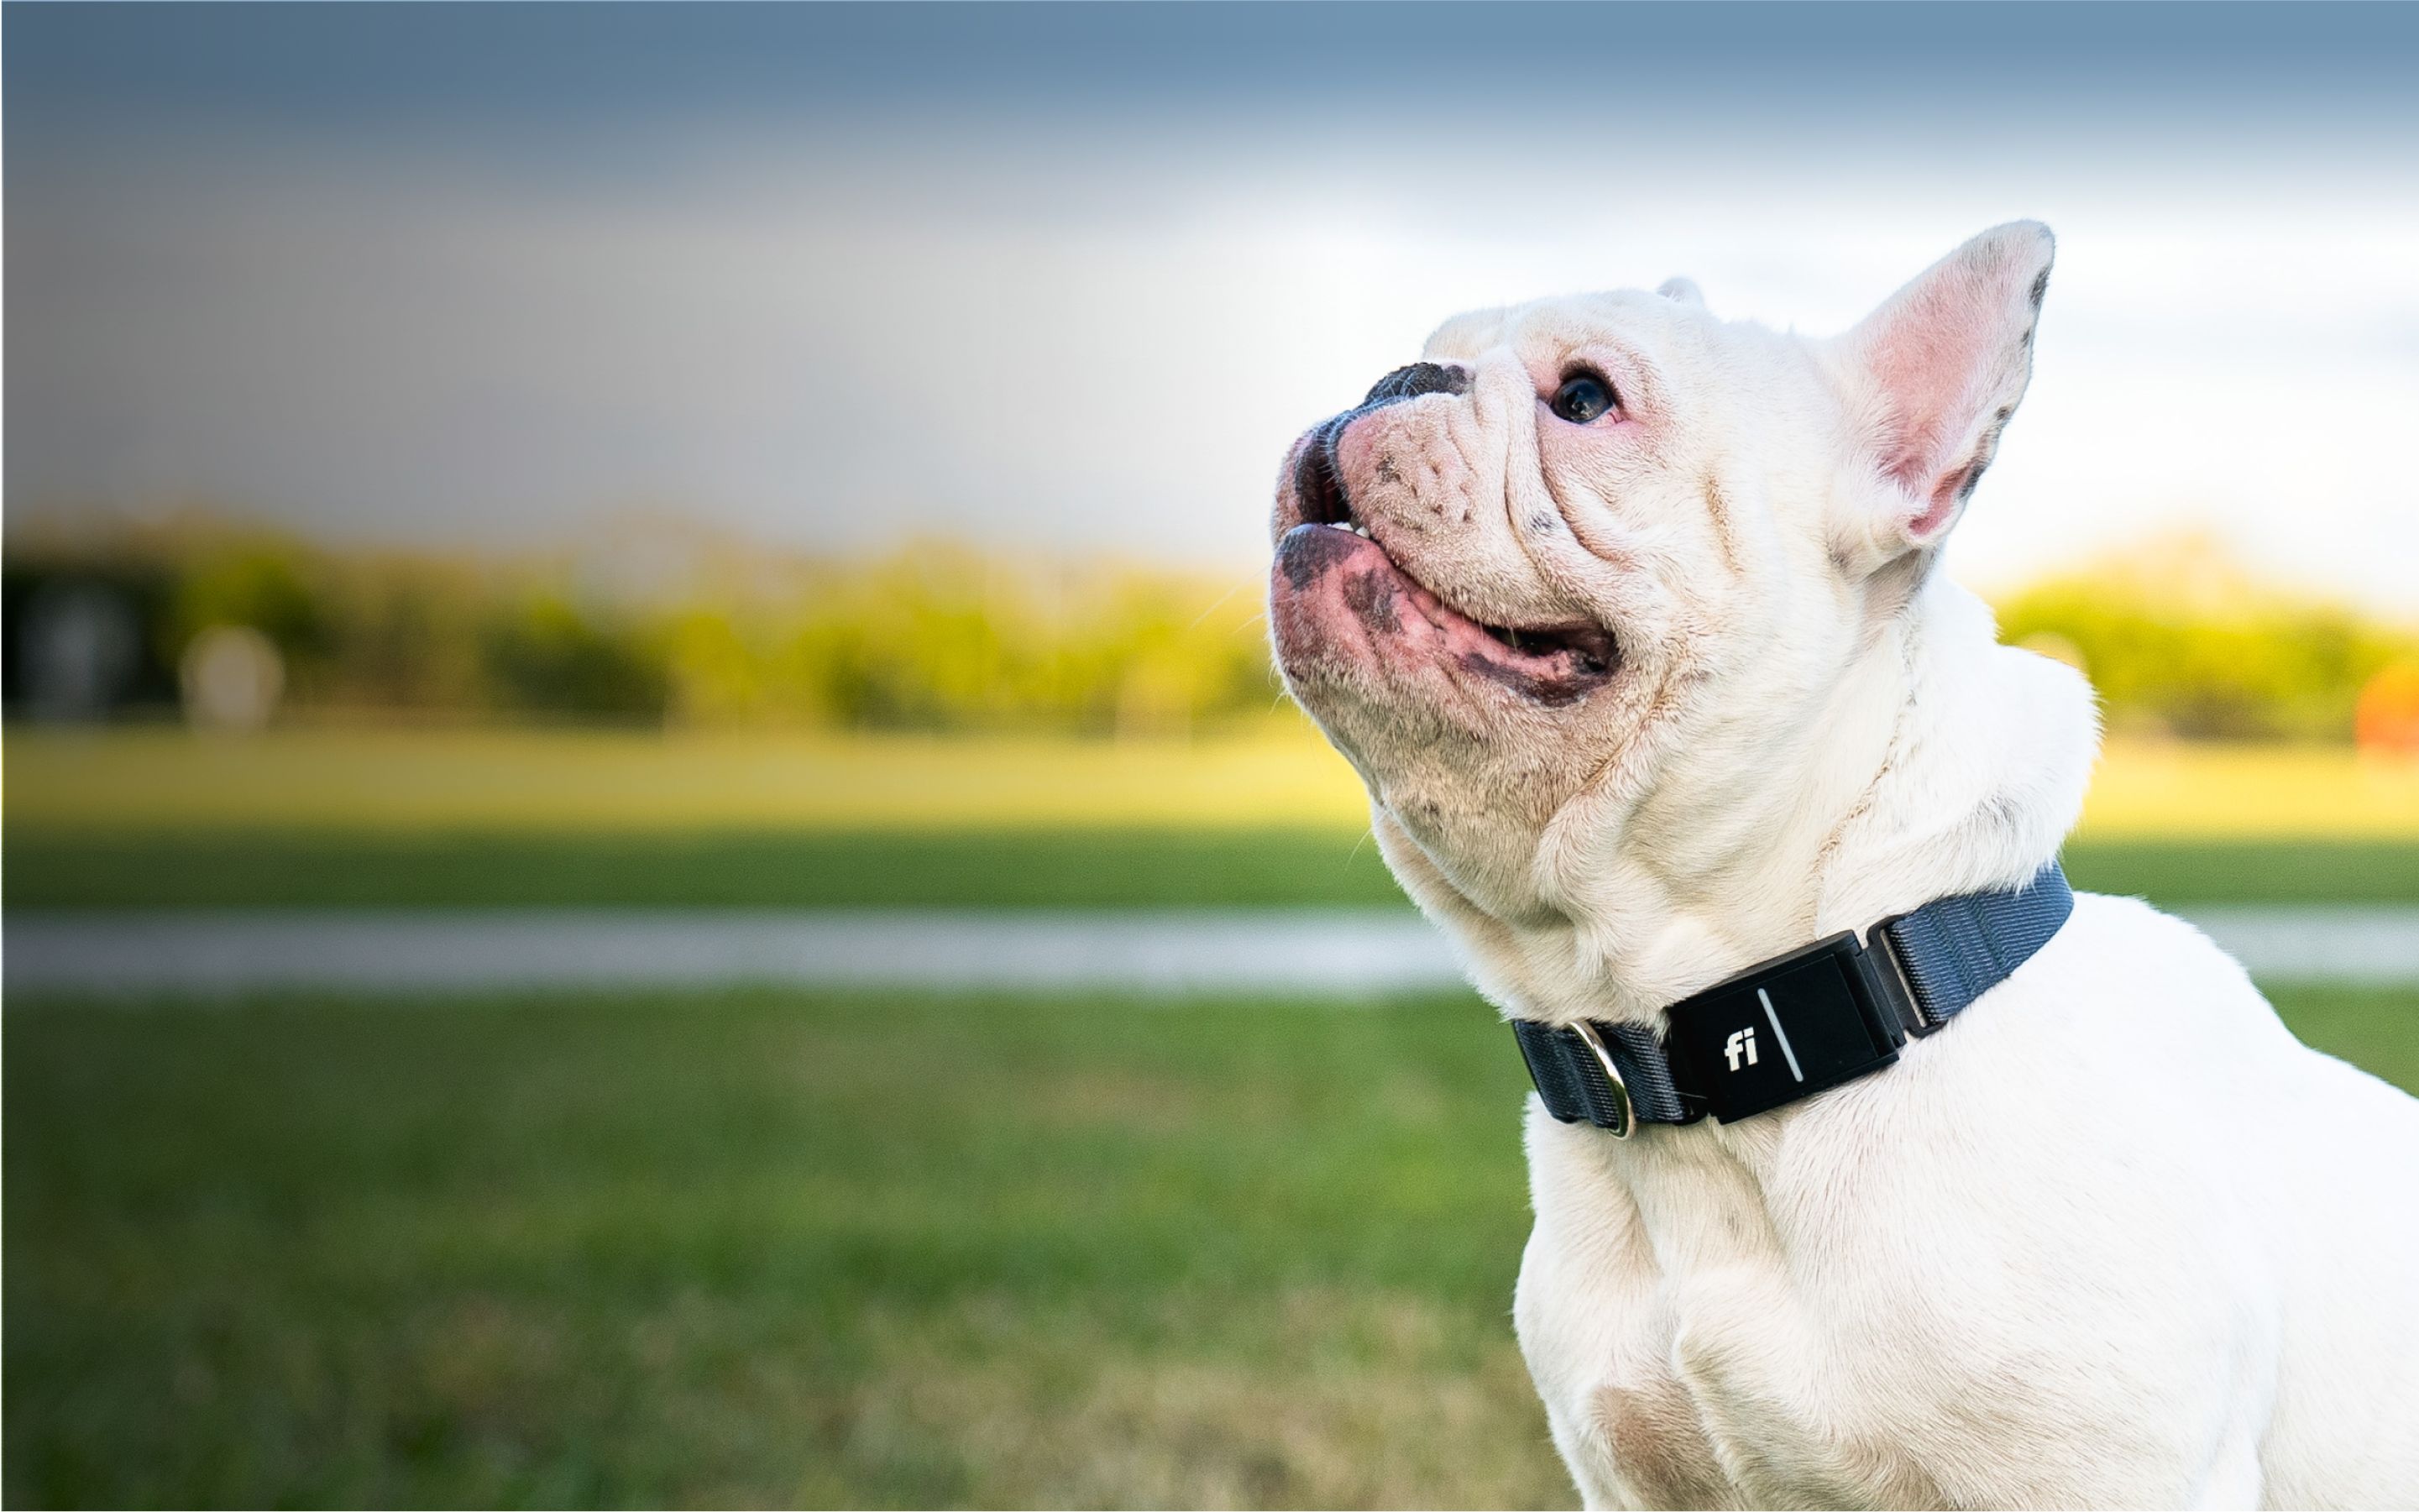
[1513,862,2073,1135]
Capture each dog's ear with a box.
[1828,222,2054,564]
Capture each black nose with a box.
[1361,362,1470,406]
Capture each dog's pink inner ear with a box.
[1845,222,2054,544]
[1867,290,2001,531]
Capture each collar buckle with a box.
[1567,1021,1636,1138]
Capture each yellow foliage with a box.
[15,515,2415,750]
[6,518,1277,735]
[1992,531,2419,742]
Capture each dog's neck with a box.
[1430,572,2097,1029]
[1809,574,2097,939]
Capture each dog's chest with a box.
[1516,1117,1945,1509]
[1561,1275,1948,1511]
[1585,1372,1746,1510]
[1525,1264,1936,1509]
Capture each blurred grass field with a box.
[7,989,1568,1509]
[8,982,2413,1509]
[2,724,1372,834]
[10,725,2419,910]
[12,725,2419,836]
[8,725,2419,1509]
[14,825,2419,912]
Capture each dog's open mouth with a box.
[1281,437,1617,705]
[1474,616,1617,674]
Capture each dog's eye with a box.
[1550,374,1615,425]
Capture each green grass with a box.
[2265,983,2419,1095]
[2059,839,2419,906]
[8,982,2413,1512]
[9,829,2418,910]
[2,828,1411,911]
[4,988,1565,1509]
[8,983,2412,1509]
[6,818,2414,1509]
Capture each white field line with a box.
[2171,907,2419,986]
[3,908,2416,997]
[1,910,1458,997]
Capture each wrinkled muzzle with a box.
[1268,361,1617,719]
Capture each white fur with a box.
[1266,223,2419,1508]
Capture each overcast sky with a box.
[8,3,2417,608]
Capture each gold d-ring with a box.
[1569,1021,1635,1139]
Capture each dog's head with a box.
[1270,223,2057,949]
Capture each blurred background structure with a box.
[6,3,2418,1508]
[3,516,1280,738]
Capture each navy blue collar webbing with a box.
[1514,862,2073,1135]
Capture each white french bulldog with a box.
[1266,223,2419,1509]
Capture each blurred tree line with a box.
[3,516,1277,738]
[1995,531,2419,744]
[6,517,2414,743]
